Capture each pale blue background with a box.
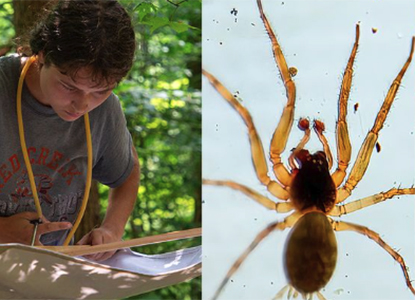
[202,0,415,299]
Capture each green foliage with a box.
[0,0,14,47]
[134,1,200,33]
[129,0,202,90]
[116,81,201,242]
[105,1,201,299]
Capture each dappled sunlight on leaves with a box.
[105,1,201,299]
[0,0,14,48]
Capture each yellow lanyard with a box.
[17,56,93,246]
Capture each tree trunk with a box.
[13,0,49,38]
[75,181,102,242]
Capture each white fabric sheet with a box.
[0,244,201,299]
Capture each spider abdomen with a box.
[284,212,337,294]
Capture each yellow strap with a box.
[63,113,93,245]
[17,56,42,219]
[17,56,93,246]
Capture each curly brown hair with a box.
[28,0,136,84]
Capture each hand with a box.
[0,212,72,245]
[77,226,122,261]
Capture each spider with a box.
[203,0,415,299]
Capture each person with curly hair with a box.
[0,0,139,261]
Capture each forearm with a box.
[101,147,140,238]
[77,147,140,260]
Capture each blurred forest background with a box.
[0,0,201,299]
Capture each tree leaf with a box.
[134,2,158,22]
[143,16,170,33]
[169,21,189,33]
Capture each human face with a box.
[36,58,116,122]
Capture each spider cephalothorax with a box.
[203,0,415,299]
[290,149,336,213]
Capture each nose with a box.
[71,95,90,113]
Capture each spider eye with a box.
[315,151,327,160]
[315,151,325,156]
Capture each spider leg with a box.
[331,219,415,295]
[315,291,327,300]
[273,285,326,300]
[336,37,414,203]
[332,24,360,187]
[329,187,415,216]
[203,179,293,211]
[313,120,334,170]
[273,285,290,300]
[203,70,289,199]
[288,287,298,299]
[210,212,300,300]
[256,0,296,187]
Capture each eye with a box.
[96,90,110,96]
[61,83,76,92]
